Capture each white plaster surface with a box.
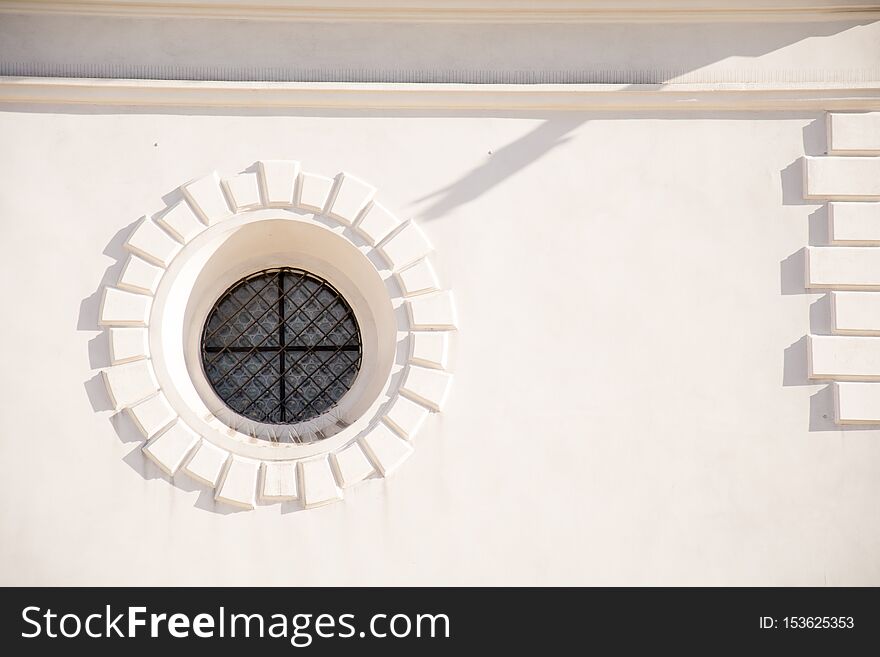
[3,94,880,587]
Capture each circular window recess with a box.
[98,163,457,510]
[201,267,363,439]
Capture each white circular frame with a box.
[97,161,457,510]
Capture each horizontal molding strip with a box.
[2,78,880,111]
[1,1,879,23]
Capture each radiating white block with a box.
[127,392,176,439]
[103,359,159,409]
[261,461,298,501]
[832,291,880,335]
[828,113,880,154]
[184,440,229,487]
[406,291,457,329]
[361,422,414,477]
[380,222,432,270]
[410,331,449,369]
[328,173,375,224]
[222,172,263,211]
[395,258,439,296]
[117,254,163,295]
[354,202,401,245]
[805,157,880,199]
[300,457,342,508]
[809,335,880,380]
[156,201,206,243]
[124,217,181,267]
[182,172,233,224]
[100,287,152,326]
[401,365,453,412]
[829,203,880,245]
[331,442,374,487]
[806,247,880,289]
[384,394,430,440]
[142,420,200,475]
[835,382,880,424]
[258,160,299,207]
[109,327,149,364]
[297,172,334,213]
[216,456,260,508]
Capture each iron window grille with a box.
[201,267,362,433]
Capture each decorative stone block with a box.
[361,422,414,477]
[299,456,343,508]
[327,173,375,224]
[297,172,334,213]
[834,382,880,424]
[216,456,260,509]
[379,222,432,270]
[261,461,298,501]
[258,160,299,207]
[395,258,439,296]
[829,203,880,245]
[100,287,152,327]
[806,247,880,289]
[401,365,453,412]
[182,172,233,224]
[183,440,230,488]
[127,392,177,439]
[410,331,449,369]
[331,442,374,487]
[406,291,457,329]
[222,172,263,212]
[828,113,880,154]
[809,335,880,380]
[383,394,430,440]
[103,359,159,409]
[124,217,181,267]
[804,156,880,199]
[155,200,206,243]
[117,254,163,295]
[354,202,401,245]
[142,420,200,476]
[109,327,149,364]
[832,291,880,335]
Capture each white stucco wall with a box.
[1,7,879,585]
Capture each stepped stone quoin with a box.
[297,172,335,213]
[835,382,880,424]
[258,160,300,207]
[829,203,880,245]
[124,217,182,267]
[127,393,177,439]
[183,172,234,224]
[118,254,164,295]
[300,457,343,508]
[103,359,159,409]
[361,422,414,477]
[328,173,376,224]
[806,247,880,289]
[832,292,880,335]
[142,420,200,476]
[809,335,880,380]
[804,156,880,199]
[109,327,150,364]
[827,112,880,154]
[332,442,375,487]
[216,456,261,509]
[261,461,299,501]
[183,440,230,488]
[222,172,263,212]
[384,394,430,440]
[156,200,206,243]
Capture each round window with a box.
[200,267,362,430]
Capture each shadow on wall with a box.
[779,119,880,433]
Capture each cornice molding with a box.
[2,77,880,111]
[0,1,879,23]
